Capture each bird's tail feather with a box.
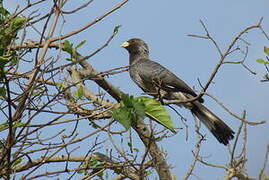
[191,102,234,145]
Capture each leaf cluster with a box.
[63,40,86,61]
[112,94,176,133]
[112,94,145,129]
[256,46,269,81]
[0,5,27,97]
[0,7,26,68]
[78,156,105,178]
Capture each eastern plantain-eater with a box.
[121,38,234,145]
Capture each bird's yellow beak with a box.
[120,41,129,48]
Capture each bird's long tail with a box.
[191,102,234,145]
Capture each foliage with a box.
[112,94,145,129]
[0,8,26,67]
[63,40,86,61]
[78,156,104,177]
[137,96,176,133]
[256,46,269,81]
[0,121,25,132]
[112,94,176,132]
[0,5,26,102]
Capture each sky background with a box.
[4,0,269,179]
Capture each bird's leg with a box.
[153,78,165,105]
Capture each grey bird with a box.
[121,38,234,145]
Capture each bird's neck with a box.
[129,53,149,65]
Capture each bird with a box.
[121,38,234,145]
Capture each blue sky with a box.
[5,0,269,179]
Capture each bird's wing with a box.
[134,58,203,102]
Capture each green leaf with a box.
[89,121,101,129]
[127,141,133,152]
[264,46,269,56]
[31,90,41,96]
[0,69,5,80]
[145,170,152,176]
[74,85,84,99]
[263,73,269,80]
[0,7,10,18]
[14,121,25,128]
[63,40,73,54]
[77,85,84,98]
[259,172,268,180]
[0,86,5,98]
[256,58,266,64]
[12,17,27,28]
[65,57,73,61]
[73,91,79,98]
[0,55,12,67]
[12,158,22,167]
[127,142,132,148]
[137,96,176,133]
[112,106,132,130]
[0,121,26,132]
[113,25,122,35]
[96,165,104,178]
[112,94,145,130]
[0,123,8,132]
[88,156,98,167]
[77,170,84,174]
[56,83,64,91]
[121,94,145,120]
[256,58,265,64]
[76,40,86,49]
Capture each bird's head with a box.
[121,38,149,57]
